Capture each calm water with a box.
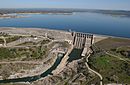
[0,12,130,38]
[68,48,83,62]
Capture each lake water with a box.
[0,12,130,38]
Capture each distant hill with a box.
[0,8,130,17]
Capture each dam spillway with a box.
[72,32,93,56]
[72,32,93,49]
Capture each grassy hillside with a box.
[89,37,130,84]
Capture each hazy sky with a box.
[0,0,130,10]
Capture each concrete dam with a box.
[72,32,93,56]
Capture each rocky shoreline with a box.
[0,14,28,19]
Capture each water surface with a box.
[0,12,130,38]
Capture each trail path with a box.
[85,54,103,85]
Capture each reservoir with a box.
[0,12,130,38]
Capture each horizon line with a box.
[0,7,130,11]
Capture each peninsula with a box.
[0,8,130,19]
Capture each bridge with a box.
[72,32,93,56]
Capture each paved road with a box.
[85,54,103,85]
[106,52,130,62]
[0,61,41,64]
[6,37,43,47]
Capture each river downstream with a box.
[0,53,64,83]
[0,48,83,84]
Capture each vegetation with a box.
[111,46,130,58]
[0,32,9,37]
[0,48,17,60]
[89,37,130,84]
[89,53,130,84]
[30,46,48,59]
[41,39,50,45]
[0,63,38,80]
[0,36,53,60]
[0,38,4,44]
[94,37,130,51]
[0,39,52,79]
[6,36,23,43]
[0,45,48,61]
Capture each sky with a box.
[0,0,130,10]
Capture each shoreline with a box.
[0,14,28,19]
[0,12,73,19]
[0,27,130,40]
